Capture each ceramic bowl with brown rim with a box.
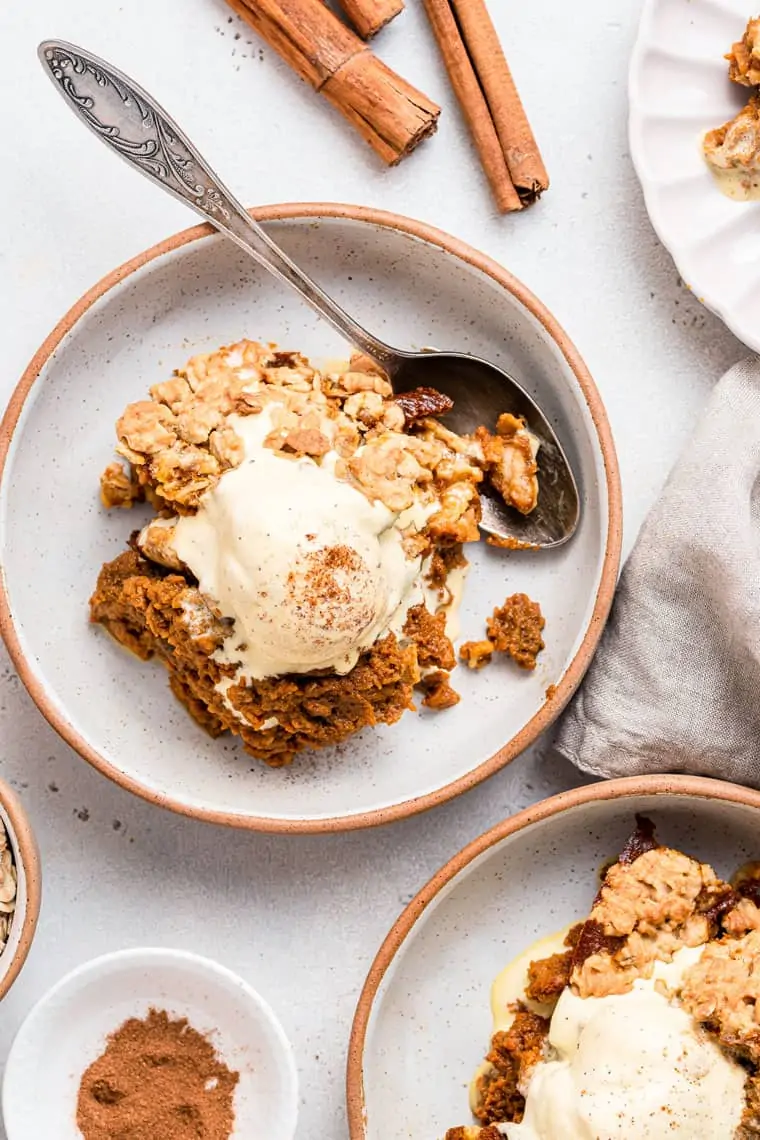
[0,205,621,833]
[0,777,41,1002]
[346,774,760,1138]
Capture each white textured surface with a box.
[0,0,745,1135]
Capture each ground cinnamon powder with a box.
[76,1008,240,1140]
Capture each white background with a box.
[0,0,746,1135]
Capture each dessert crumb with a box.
[419,670,460,709]
[460,594,545,672]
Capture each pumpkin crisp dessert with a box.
[703,16,760,201]
[90,340,542,766]
[445,818,760,1139]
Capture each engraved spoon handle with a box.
[38,40,400,370]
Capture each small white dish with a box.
[629,0,760,349]
[0,205,620,831]
[347,774,760,1138]
[2,947,298,1140]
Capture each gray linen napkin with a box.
[555,355,760,787]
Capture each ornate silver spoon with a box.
[38,39,580,548]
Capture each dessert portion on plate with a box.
[704,17,760,199]
[90,340,542,766]
[445,817,760,1139]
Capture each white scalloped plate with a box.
[629,0,760,348]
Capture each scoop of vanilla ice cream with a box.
[170,410,430,680]
[505,950,746,1140]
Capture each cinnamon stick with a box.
[333,0,404,40]
[226,0,439,164]
[450,0,548,203]
[421,0,521,211]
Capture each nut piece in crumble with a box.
[476,413,539,517]
[446,818,759,1140]
[90,340,544,766]
[418,670,460,709]
[727,18,760,86]
[100,462,143,509]
[460,594,545,673]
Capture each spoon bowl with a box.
[391,349,579,546]
[38,39,580,548]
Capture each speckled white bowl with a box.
[2,947,298,1140]
[0,205,620,832]
[348,775,760,1138]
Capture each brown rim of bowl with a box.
[0,203,622,834]
[345,772,760,1136]
[0,777,42,1001]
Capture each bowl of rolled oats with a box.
[0,205,621,831]
[0,778,41,1001]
